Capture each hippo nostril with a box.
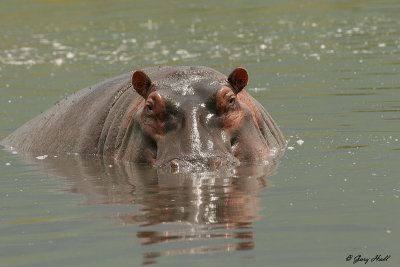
[170,159,179,169]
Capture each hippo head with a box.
[128,66,272,171]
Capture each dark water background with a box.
[1,0,399,266]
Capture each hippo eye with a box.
[229,97,236,105]
[146,104,153,113]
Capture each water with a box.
[1,0,399,266]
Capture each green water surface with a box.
[1,0,399,266]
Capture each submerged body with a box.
[1,66,285,170]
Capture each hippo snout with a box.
[160,155,239,172]
[167,157,222,171]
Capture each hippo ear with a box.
[228,67,248,94]
[132,70,152,98]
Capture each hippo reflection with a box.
[1,66,285,171]
[25,154,280,264]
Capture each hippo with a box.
[1,66,286,170]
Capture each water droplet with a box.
[36,155,48,160]
[54,58,63,66]
[296,139,304,145]
[66,52,75,59]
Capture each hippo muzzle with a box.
[159,154,240,172]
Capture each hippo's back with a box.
[1,72,137,154]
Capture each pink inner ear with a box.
[229,67,248,92]
[234,68,248,86]
[132,71,148,88]
[132,70,151,97]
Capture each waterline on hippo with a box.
[1,66,286,171]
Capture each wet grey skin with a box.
[1,66,286,171]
